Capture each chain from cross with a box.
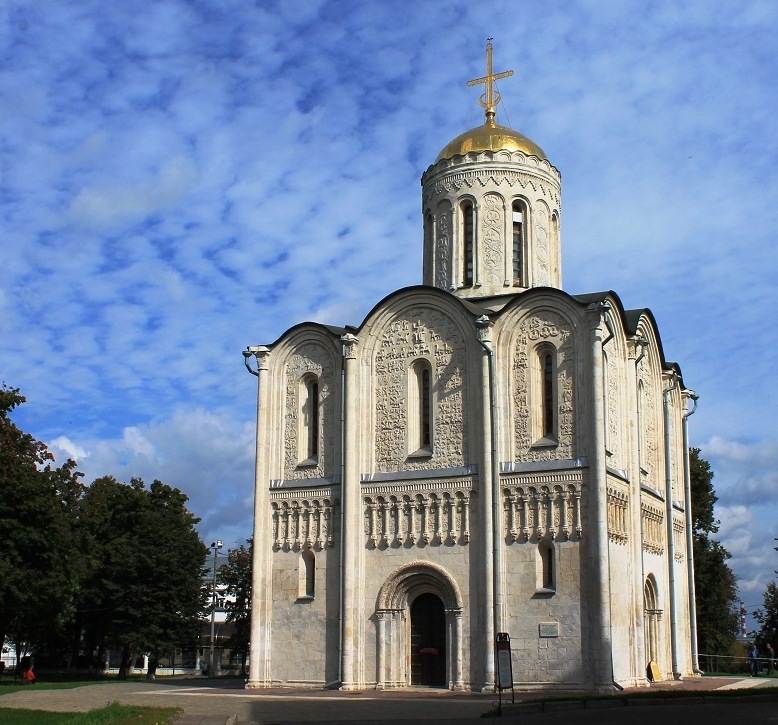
[466,39,513,115]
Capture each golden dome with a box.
[435,119,546,163]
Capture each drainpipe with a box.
[663,371,682,680]
[681,389,701,674]
[475,315,499,690]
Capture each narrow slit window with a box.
[421,366,431,447]
[299,550,315,599]
[301,376,319,463]
[463,202,474,286]
[408,360,433,455]
[543,352,554,438]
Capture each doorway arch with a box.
[375,561,464,690]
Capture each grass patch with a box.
[0,701,181,724]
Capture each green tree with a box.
[754,581,778,652]
[0,385,84,666]
[218,539,252,671]
[78,476,208,678]
[690,448,739,656]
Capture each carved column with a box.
[586,304,614,692]
[476,315,496,691]
[340,333,360,689]
[247,347,272,688]
[376,610,390,690]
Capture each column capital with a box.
[340,333,359,359]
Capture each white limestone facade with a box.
[244,48,698,694]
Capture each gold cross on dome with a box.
[466,39,513,121]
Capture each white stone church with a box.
[244,44,699,693]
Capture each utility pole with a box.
[209,540,223,678]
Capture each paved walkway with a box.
[0,676,776,724]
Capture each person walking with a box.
[766,643,775,676]
[748,643,759,676]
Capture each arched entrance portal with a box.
[375,561,464,690]
[410,593,446,686]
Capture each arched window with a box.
[301,375,319,463]
[299,550,315,599]
[533,346,557,444]
[408,360,433,456]
[512,200,527,285]
[537,540,555,592]
[543,351,554,438]
[462,201,474,287]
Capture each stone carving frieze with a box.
[270,497,339,551]
[673,514,685,561]
[374,308,468,471]
[283,344,335,479]
[641,497,664,554]
[423,170,561,209]
[363,487,475,548]
[502,481,582,542]
[512,313,576,462]
[607,485,628,544]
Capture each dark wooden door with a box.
[410,593,446,687]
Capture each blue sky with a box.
[2,1,777,629]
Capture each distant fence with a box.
[105,647,244,676]
[699,652,774,675]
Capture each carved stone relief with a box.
[283,343,335,479]
[502,481,582,542]
[607,484,628,544]
[640,497,664,554]
[363,486,474,548]
[606,350,621,465]
[435,201,451,289]
[271,497,339,551]
[637,356,658,482]
[374,308,468,472]
[423,169,561,211]
[535,202,550,286]
[512,313,576,462]
[481,193,503,287]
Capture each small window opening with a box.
[537,541,555,592]
[408,360,433,456]
[463,202,474,286]
[543,353,554,438]
[299,550,315,599]
[421,367,431,447]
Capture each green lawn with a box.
[0,702,182,724]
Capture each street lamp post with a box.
[209,540,223,678]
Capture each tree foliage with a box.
[0,385,84,662]
[690,448,739,656]
[218,539,252,671]
[0,384,210,676]
[754,581,778,651]
[78,476,208,677]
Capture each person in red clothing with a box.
[22,666,35,684]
